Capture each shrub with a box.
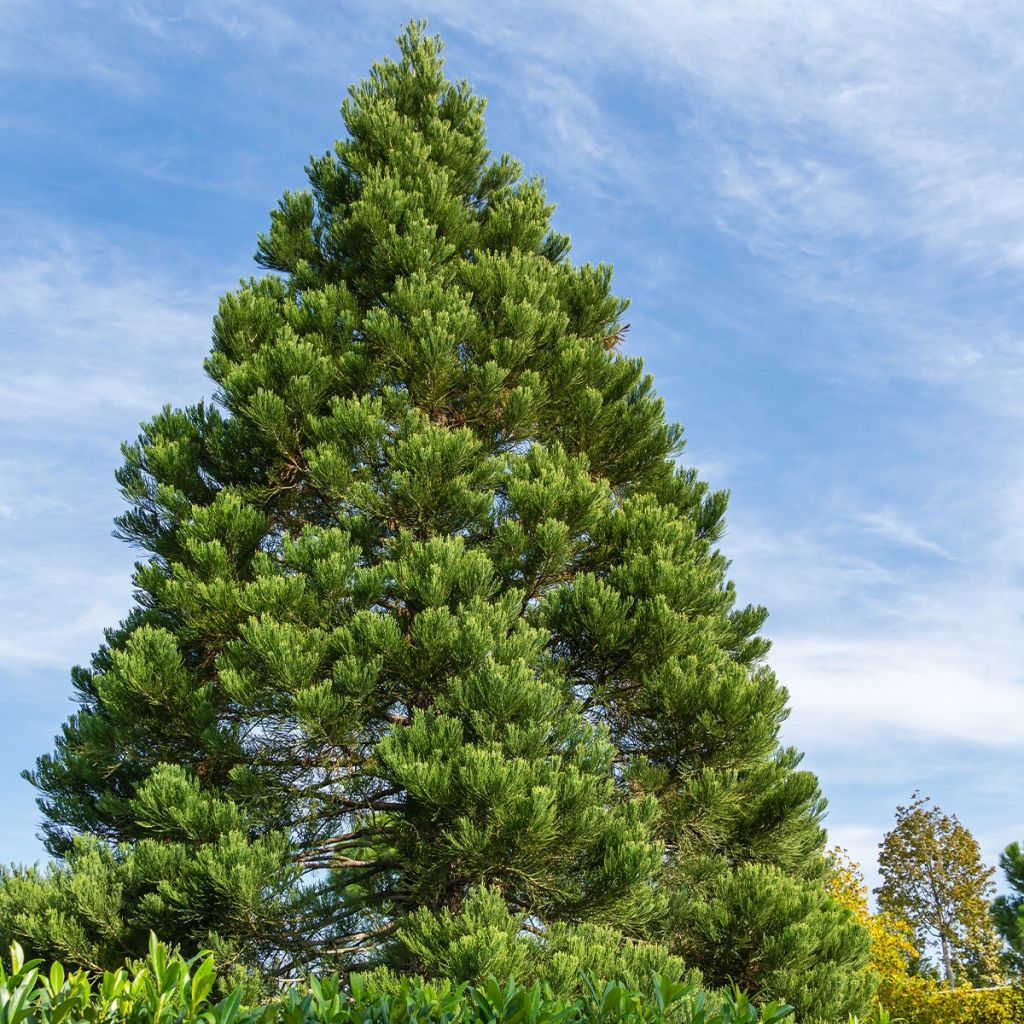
[881,983,1024,1024]
[0,935,797,1024]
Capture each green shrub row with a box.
[882,983,1024,1024]
[0,935,798,1024]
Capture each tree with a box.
[876,793,1003,989]
[828,848,928,1009]
[4,22,871,1021]
[993,841,1024,975]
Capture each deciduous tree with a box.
[876,793,1002,988]
[828,848,914,993]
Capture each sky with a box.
[1,0,1023,900]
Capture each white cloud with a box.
[0,215,220,685]
[0,218,214,426]
[776,631,1024,748]
[577,0,1024,268]
[2,0,1022,874]
[0,1,151,93]
[855,509,955,560]
[424,0,1024,403]
[824,823,883,893]
[724,472,1024,753]
[725,519,898,617]
[0,567,130,672]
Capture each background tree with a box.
[2,22,872,1021]
[828,848,914,997]
[993,841,1024,975]
[876,793,1003,989]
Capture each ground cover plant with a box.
[0,22,873,1024]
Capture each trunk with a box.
[940,931,955,990]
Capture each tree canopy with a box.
[876,793,1003,989]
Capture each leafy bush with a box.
[825,848,1024,1024]
[0,934,797,1024]
[881,983,1024,1024]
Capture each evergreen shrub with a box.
[0,937,798,1024]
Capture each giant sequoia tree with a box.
[0,24,872,1022]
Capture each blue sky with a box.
[2,0,1023,898]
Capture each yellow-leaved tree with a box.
[827,848,922,1006]
[876,794,1003,990]
[829,847,1024,1024]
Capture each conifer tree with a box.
[992,841,1024,975]
[3,23,871,1021]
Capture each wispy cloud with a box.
[0,567,130,673]
[422,0,1024,398]
[776,631,1024,748]
[580,0,1024,268]
[855,509,955,560]
[725,477,1023,724]
[0,217,214,426]
[0,214,220,684]
[0,1,152,94]
[2,0,1022,878]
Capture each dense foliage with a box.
[827,850,915,1003]
[992,841,1024,974]
[3,22,872,1023]
[829,848,1023,1024]
[885,985,1024,1024]
[0,939,800,1024]
[875,795,1002,988]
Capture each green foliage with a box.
[827,848,1024,1024]
[0,939,794,1024]
[0,785,300,982]
[392,885,692,996]
[875,794,1003,989]
[6,19,871,1021]
[670,862,874,1023]
[992,841,1024,975]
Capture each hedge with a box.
[882,982,1024,1024]
[0,935,797,1024]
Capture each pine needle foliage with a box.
[993,841,1024,976]
[6,23,870,1022]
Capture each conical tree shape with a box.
[10,24,870,1020]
